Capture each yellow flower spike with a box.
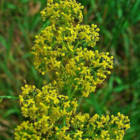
[15,0,130,139]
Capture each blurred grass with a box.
[0,0,140,139]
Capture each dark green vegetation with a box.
[0,0,140,139]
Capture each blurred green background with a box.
[0,0,140,139]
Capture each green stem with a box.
[74,41,80,51]
[70,87,77,100]
[68,86,71,99]
[0,96,19,99]
[63,115,66,127]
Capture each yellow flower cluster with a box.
[15,0,130,139]
[15,121,42,140]
[40,0,83,26]
[31,0,112,97]
[15,109,130,140]
[32,24,100,76]
[56,49,113,97]
[18,84,78,134]
[71,113,130,140]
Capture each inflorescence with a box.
[15,0,130,139]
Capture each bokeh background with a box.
[0,0,140,139]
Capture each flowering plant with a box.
[15,0,130,139]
